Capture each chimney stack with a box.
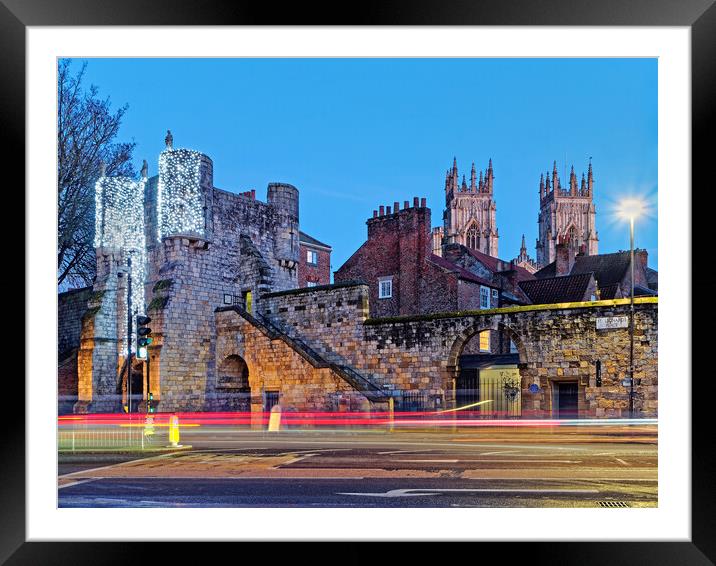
[555,242,575,276]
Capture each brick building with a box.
[298,231,332,287]
[334,197,500,318]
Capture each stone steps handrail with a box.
[221,305,388,402]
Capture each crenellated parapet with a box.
[537,159,598,267]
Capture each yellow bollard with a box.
[168,415,180,447]
[267,405,281,432]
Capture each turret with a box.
[156,131,213,242]
[552,160,560,191]
[587,158,594,194]
[267,182,300,269]
[569,165,577,195]
[539,173,545,199]
[470,163,477,191]
[486,158,494,193]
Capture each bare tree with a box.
[57,60,135,289]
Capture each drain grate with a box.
[597,501,631,508]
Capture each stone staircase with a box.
[230,306,389,403]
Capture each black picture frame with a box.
[5,0,714,563]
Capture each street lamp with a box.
[617,198,645,419]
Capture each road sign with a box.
[528,383,540,394]
[596,316,629,330]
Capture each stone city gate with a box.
[213,282,657,418]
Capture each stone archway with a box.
[215,354,251,410]
[447,320,530,417]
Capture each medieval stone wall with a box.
[259,290,658,417]
[215,309,370,413]
[58,286,92,357]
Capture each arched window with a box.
[567,226,578,254]
[467,226,480,250]
[217,355,250,390]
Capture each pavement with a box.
[58,424,657,507]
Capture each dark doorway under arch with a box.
[216,354,251,410]
[455,327,523,418]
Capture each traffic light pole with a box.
[146,350,151,414]
[136,314,153,414]
[126,256,133,414]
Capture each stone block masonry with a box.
[73,135,304,413]
[253,287,658,417]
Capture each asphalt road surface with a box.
[58,425,657,508]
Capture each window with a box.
[378,277,393,299]
[306,250,318,265]
[479,330,491,352]
[480,286,490,309]
[510,339,518,353]
[306,281,317,288]
[243,290,253,314]
[467,226,480,250]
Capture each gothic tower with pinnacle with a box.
[432,157,499,257]
[536,159,598,267]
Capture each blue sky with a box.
[70,58,658,274]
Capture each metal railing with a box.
[58,419,167,452]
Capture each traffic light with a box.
[136,315,152,360]
[148,392,156,413]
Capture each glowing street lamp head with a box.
[617,198,646,221]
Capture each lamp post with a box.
[629,215,635,419]
[618,199,644,419]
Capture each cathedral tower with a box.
[536,159,598,267]
[433,157,499,257]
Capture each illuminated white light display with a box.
[94,174,147,337]
[157,149,206,241]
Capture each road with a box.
[58,424,657,508]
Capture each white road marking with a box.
[338,488,601,498]
[479,451,521,456]
[58,478,100,490]
[391,459,581,464]
[397,459,459,463]
[58,452,179,480]
[58,475,369,480]
[274,454,316,467]
[615,458,631,466]
[187,439,592,451]
[466,477,656,482]
[378,449,436,455]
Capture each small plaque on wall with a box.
[596,316,628,330]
